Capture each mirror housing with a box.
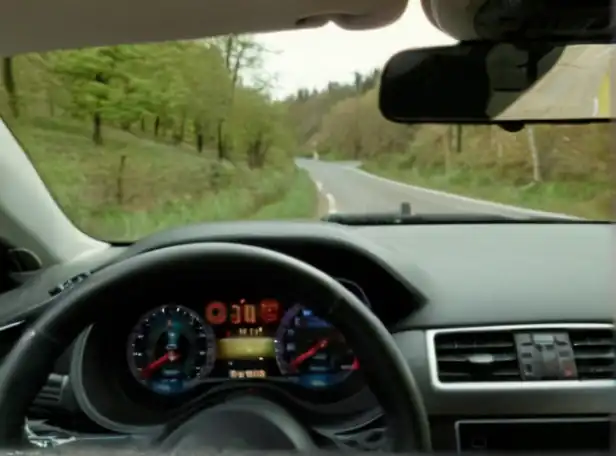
[378,41,613,124]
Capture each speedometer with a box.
[127,304,216,395]
[274,304,358,389]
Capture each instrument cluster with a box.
[70,278,377,432]
[124,279,369,401]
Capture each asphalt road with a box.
[490,44,613,120]
[295,46,610,219]
[296,159,579,219]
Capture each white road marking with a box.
[297,159,583,219]
[326,193,337,214]
[347,167,582,220]
[312,178,336,214]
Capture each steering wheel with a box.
[0,243,432,452]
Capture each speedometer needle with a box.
[290,339,329,370]
[141,351,180,379]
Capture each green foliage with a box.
[231,88,297,167]
[1,37,286,160]
[0,36,318,240]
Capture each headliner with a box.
[0,0,478,56]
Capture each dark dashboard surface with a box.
[0,220,612,451]
[0,221,611,327]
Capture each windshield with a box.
[0,36,611,241]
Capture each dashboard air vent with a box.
[568,328,615,380]
[434,330,521,383]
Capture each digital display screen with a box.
[205,299,280,327]
[127,298,360,396]
[204,299,282,379]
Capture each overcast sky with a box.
[256,1,457,98]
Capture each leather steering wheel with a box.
[0,243,432,452]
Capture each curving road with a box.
[296,159,579,220]
[296,46,609,220]
[489,43,613,120]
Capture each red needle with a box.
[290,338,329,369]
[141,351,180,379]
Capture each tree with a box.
[2,58,18,118]
[210,35,268,160]
[0,35,298,181]
[231,89,294,168]
[49,46,134,144]
[1,39,267,154]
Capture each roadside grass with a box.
[11,118,318,241]
[362,124,613,220]
[250,171,318,220]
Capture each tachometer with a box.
[127,304,216,395]
[274,304,358,389]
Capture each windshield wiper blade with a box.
[322,211,586,226]
[322,213,590,225]
[322,212,519,225]
[321,202,596,225]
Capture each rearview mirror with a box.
[379,42,613,124]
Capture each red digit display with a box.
[230,304,242,325]
[244,304,257,324]
[259,299,280,324]
[205,299,281,326]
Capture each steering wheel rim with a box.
[0,242,432,451]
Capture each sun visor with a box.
[331,0,408,30]
[0,0,409,56]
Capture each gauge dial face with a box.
[127,305,216,395]
[275,304,358,389]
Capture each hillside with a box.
[284,72,613,219]
[11,118,316,240]
[0,38,317,241]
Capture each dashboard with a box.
[0,220,613,451]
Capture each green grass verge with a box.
[362,161,611,220]
[10,118,318,241]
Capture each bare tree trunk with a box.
[216,120,226,160]
[2,57,19,118]
[526,126,542,182]
[194,120,204,152]
[92,72,107,145]
[173,113,186,144]
[116,155,127,205]
[490,126,503,164]
[92,112,103,145]
[444,134,452,175]
[216,35,250,161]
